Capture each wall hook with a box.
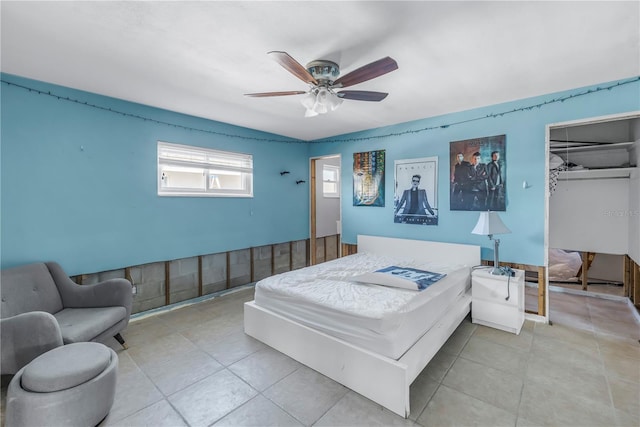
[280,171,290,176]
[296,180,306,185]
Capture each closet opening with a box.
[546,112,640,322]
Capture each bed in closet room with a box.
[244,235,480,418]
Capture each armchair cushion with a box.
[54,307,127,344]
[1,263,64,317]
[0,312,64,375]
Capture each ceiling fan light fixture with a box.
[304,108,319,118]
[301,91,316,110]
[301,87,342,117]
[327,91,343,111]
[312,97,329,115]
[315,87,330,106]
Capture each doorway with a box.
[545,111,640,325]
[310,155,342,265]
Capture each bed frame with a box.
[244,235,480,418]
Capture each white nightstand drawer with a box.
[472,299,524,334]
[472,271,522,308]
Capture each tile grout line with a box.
[413,322,477,423]
[114,290,258,426]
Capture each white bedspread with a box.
[254,252,471,359]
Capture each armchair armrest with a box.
[1,312,64,375]
[46,262,133,320]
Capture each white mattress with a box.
[254,252,471,359]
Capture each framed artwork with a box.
[450,134,506,211]
[353,150,385,207]
[394,157,438,225]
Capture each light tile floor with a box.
[2,287,639,427]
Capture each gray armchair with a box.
[1,262,132,375]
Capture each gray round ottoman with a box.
[5,342,118,427]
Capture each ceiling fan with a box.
[245,51,398,117]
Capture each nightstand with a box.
[471,267,525,334]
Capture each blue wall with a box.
[1,74,310,275]
[2,74,638,274]
[310,78,640,266]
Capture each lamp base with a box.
[490,267,507,275]
[491,238,503,275]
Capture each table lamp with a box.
[471,211,511,275]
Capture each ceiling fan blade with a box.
[337,90,389,102]
[268,51,318,85]
[245,91,307,97]
[332,57,398,88]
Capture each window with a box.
[322,164,340,198]
[158,141,253,197]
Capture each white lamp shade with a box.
[301,92,316,110]
[304,108,319,117]
[313,88,330,114]
[313,99,328,114]
[471,211,511,236]
[316,87,329,103]
[327,92,343,111]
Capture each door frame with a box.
[309,154,342,265]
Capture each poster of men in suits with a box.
[394,157,438,225]
[450,135,506,211]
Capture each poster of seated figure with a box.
[450,134,506,211]
[394,157,438,225]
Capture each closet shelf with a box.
[549,141,634,153]
[558,167,636,180]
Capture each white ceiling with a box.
[2,1,638,141]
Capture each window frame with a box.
[322,164,340,198]
[157,141,253,198]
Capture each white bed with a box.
[244,235,480,418]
